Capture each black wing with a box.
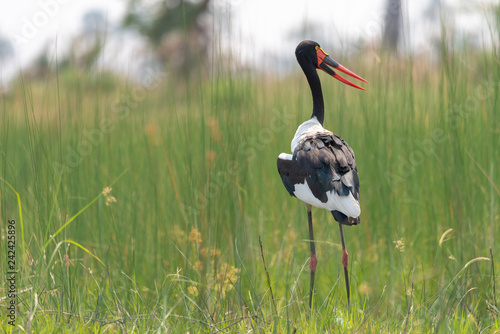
[277,154,307,197]
[294,134,360,225]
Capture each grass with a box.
[1,35,500,332]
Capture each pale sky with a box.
[0,0,497,84]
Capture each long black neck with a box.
[303,63,324,125]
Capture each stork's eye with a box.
[315,46,319,50]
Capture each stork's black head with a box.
[295,40,322,68]
[295,40,368,90]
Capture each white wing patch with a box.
[294,181,361,218]
[278,153,293,160]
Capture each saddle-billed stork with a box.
[277,40,367,307]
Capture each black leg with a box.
[338,222,350,306]
[307,205,317,308]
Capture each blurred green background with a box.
[1,1,500,332]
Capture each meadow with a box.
[1,38,500,332]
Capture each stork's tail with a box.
[332,210,360,226]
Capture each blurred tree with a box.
[493,2,499,53]
[69,9,107,69]
[0,35,14,63]
[0,34,14,94]
[382,0,401,52]
[82,10,107,35]
[25,9,108,80]
[123,0,211,76]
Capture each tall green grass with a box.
[1,34,500,332]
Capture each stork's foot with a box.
[310,254,318,272]
[342,249,348,269]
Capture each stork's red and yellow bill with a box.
[315,46,368,90]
